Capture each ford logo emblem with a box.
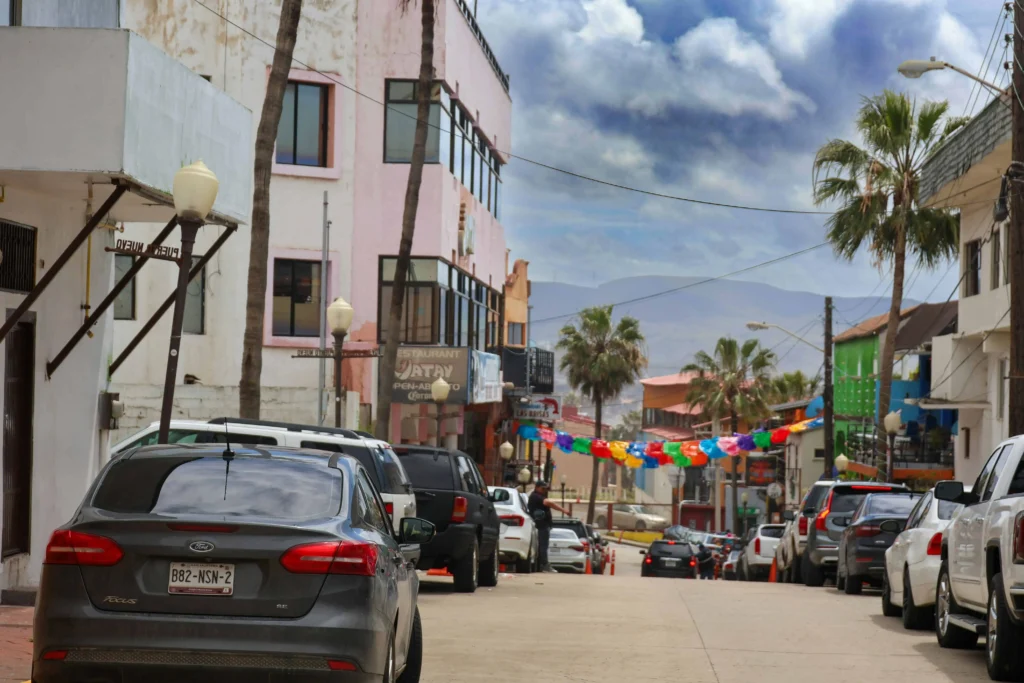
[189,541,215,553]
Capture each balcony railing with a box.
[453,0,510,93]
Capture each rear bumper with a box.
[33,567,390,680]
[907,556,942,607]
[849,547,887,579]
[498,529,531,561]
[416,523,477,569]
[809,544,838,568]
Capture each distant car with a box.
[723,550,742,581]
[586,524,610,572]
[641,540,697,578]
[739,524,785,581]
[488,486,539,573]
[777,481,834,583]
[32,444,433,683]
[882,487,968,628]
[548,528,588,573]
[551,518,604,573]
[393,446,501,593]
[595,504,670,531]
[662,525,692,542]
[836,491,921,594]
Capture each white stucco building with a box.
[918,93,1010,485]
[0,16,252,597]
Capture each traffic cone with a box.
[426,568,452,577]
[585,554,592,575]
[769,558,778,583]
[610,550,616,576]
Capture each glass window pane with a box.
[379,284,393,343]
[437,261,450,287]
[295,84,326,167]
[439,105,451,170]
[275,82,296,165]
[385,103,417,162]
[272,260,293,336]
[454,122,466,185]
[292,261,321,337]
[388,81,415,101]
[1,0,11,26]
[438,288,448,345]
[113,254,135,320]
[494,178,501,221]
[408,286,435,343]
[407,258,438,282]
[426,104,441,163]
[459,296,470,346]
[183,257,204,335]
[381,258,398,282]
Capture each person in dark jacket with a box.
[696,543,715,580]
[528,480,571,573]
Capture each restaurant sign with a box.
[392,346,469,404]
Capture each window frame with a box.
[271,70,342,179]
[275,80,329,168]
[113,253,136,321]
[992,227,1002,290]
[964,239,982,298]
[383,79,443,165]
[271,257,323,339]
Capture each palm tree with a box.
[769,370,822,404]
[683,338,776,535]
[813,90,965,451]
[557,306,647,523]
[375,0,438,440]
[239,0,303,417]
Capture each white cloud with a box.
[578,0,645,44]
[764,0,854,59]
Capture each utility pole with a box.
[824,296,835,476]
[317,191,330,425]
[1010,5,1024,436]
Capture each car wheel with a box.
[595,516,607,529]
[635,520,646,531]
[793,553,803,584]
[986,573,1024,681]
[452,540,479,593]
[397,608,422,683]
[479,541,499,588]
[516,544,533,574]
[844,567,862,595]
[935,560,978,649]
[902,568,930,629]
[803,552,824,587]
[881,567,901,617]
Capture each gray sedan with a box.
[32,443,434,683]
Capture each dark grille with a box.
[0,220,36,293]
[65,649,331,671]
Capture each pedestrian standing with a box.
[696,543,715,580]
[528,480,571,573]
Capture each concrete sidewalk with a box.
[0,606,32,683]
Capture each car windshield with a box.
[864,493,920,516]
[830,486,906,514]
[759,526,785,538]
[550,529,577,540]
[396,451,454,489]
[92,455,343,520]
[937,499,962,521]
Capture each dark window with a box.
[984,444,1013,501]
[937,499,963,520]
[272,259,322,337]
[354,472,389,534]
[830,490,869,514]
[759,526,785,538]
[455,455,478,493]
[384,80,441,163]
[992,228,1002,290]
[0,219,36,293]
[972,445,1002,498]
[508,322,525,346]
[199,432,278,447]
[806,486,830,511]
[813,448,825,459]
[113,254,135,320]
[92,456,342,520]
[376,447,411,493]
[905,493,930,528]
[864,494,919,515]
[184,257,204,335]
[378,284,437,344]
[299,441,382,489]
[965,239,981,297]
[396,451,455,490]
[276,81,329,167]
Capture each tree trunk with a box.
[876,226,907,481]
[239,0,303,418]
[375,0,436,441]
[730,408,739,535]
[586,395,602,524]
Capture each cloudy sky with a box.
[477,0,1007,300]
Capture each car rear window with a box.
[651,541,692,556]
[396,451,455,490]
[804,485,830,511]
[552,520,587,537]
[92,456,342,520]
[865,494,920,515]
[551,529,578,540]
[937,500,962,520]
[831,486,907,514]
[376,447,411,493]
[759,526,785,538]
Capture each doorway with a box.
[2,317,34,558]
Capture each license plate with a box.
[168,562,235,596]
[549,548,563,555]
[662,558,680,567]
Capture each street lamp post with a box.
[326,298,354,428]
[432,377,450,448]
[158,161,219,444]
[740,491,749,536]
[897,58,1004,93]
[560,474,567,509]
[499,440,514,485]
[884,411,901,484]
[835,453,849,480]
[517,466,532,492]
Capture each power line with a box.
[191,0,837,217]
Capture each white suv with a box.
[739,524,785,581]
[112,418,417,527]
[777,480,834,583]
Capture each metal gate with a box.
[2,318,34,558]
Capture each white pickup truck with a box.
[933,436,1024,681]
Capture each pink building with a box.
[346,0,513,448]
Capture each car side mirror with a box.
[399,517,436,545]
[639,549,646,555]
[782,510,795,522]
[934,480,971,504]
[879,519,904,534]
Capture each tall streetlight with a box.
[883,410,902,484]
[159,161,219,444]
[899,54,1024,436]
[517,466,532,492]
[747,314,834,479]
[834,454,849,479]
[431,377,450,447]
[326,298,354,428]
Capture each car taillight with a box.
[44,530,123,566]
[855,524,881,537]
[570,544,586,552]
[500,515,525,527]
[690,558,696,567]
[816,492,833,531]
[280,541,378,576]
[42,650,68,661]
[384,502,394,516]
[644,556,653,565]
[928,532,943,556]
[1014,513,1024,563]
[798,516,808,535]
[581,540,590,552]
[451,496,468,523]
[666,540,676,545]
[167,523,238,533]
[327,660,357,672]
[755,538,761,554]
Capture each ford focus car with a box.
[32,443,434,683]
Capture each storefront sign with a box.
[513,396,561,422]
[748,459,777,486]
[470,349,502,404]
[392,346,469,404]
[112,238,180,260]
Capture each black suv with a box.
[393,446,500,593]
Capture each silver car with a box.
[32,444,434,683]
[595,504,670,531]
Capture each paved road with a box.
[418,542,990,683]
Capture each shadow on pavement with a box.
[912,639,986,682]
